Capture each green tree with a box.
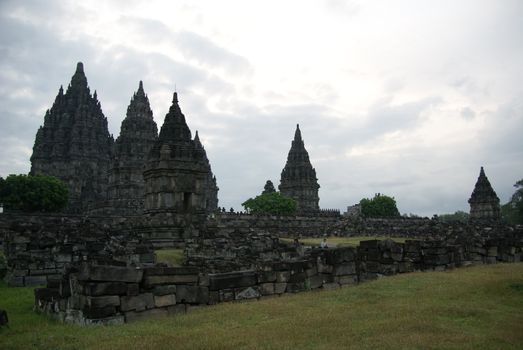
[501,179,523,224]
[359,193,400,218]
[0,174,68,212]
[242,192,297,216]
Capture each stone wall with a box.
[0,213,154,287]
[35,234,522,325]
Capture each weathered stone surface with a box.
[25,275,47,286]
[259,283,275,295]
[235,286,261,300]
[209,271,257,291]
[83,306,117,319]
[152,285,177,296]
[144,274,198,286]
[120,293,154,312]
[177,285,209,304]
[78,264,143,283]
[34,288,60,301]
[86,295,120,308]
[154,294,176,307]
[333,262,356,276]
[274,283,287,294]
[84,282,128,296]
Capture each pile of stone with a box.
[2,215,154,287]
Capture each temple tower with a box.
[468,167,501,221]
[30,62,114,212]
[279,124,320,214]
[194,131,219,213]
[143,92,213,216]
[106,81,158,215]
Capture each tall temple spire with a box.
[158,91,191,142]
[106,81,158,215]
[30,62,113,212]
[279,124,320,214]
[468,166,501,221]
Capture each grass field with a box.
[281,236,408,248]
[1,263,522,349]
[155,249,185,266]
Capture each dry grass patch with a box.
[282,236,408,247]
[1,264,522,349]
[155,249,185,266]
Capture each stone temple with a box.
[468,167,501,221]
[143,92,218,216]
[29,62,218,220]
[106,81,158,215]
[279,124,320,214]
[30,62,114,213]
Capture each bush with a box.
[242,192,297,216]
[0,174,68,212]
[501,179,523,224]
[359,193,400,218]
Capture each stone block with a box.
[84,282,128,296]
[152,284,177,296]
[219,289,235,302]
[333,262,356,276]
[127,283,140,296]
[120,293,154,312]
[177,285,209,304]
[325,247,357,265]
[286,282,307,293]
[84,315,124,326]
[78,263,143,283]
[317,261,333,274]
[209,271,257,291]
[308,275,324,289]
[336,275,357,285]
[235,286,261,300]
[275,271,291,283]
[289,272,307,283]
[154,294,176,307]
[83,306,117,319]
[487,247,498,257]
[259,283,275,295]
[273,283,287,294]
[144,274,198,286]
[486,257,497,264]
[68,294,87,309]
[257,271,276,283]
[125,308,168,323]
[25,275,47,286]
[86,295,120,308]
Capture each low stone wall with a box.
[1,214,154,287]
[35,236,522,325]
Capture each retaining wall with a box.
[35,236,522,325]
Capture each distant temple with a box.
[468,167,501,221]
[279,124,320,214]
[30,62,113,213]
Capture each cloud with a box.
[460,107,475,120]
[175,31,252,76]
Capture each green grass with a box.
[155,249,185,267]
[282,236,408,247]
[1,263,522,349]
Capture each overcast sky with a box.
[1,0,522,216]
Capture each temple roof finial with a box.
[76,62,84,73]
[173,91,178,103]
[294,123,302,141]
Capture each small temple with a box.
[279,124,320,214]
[468,167,501,221]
